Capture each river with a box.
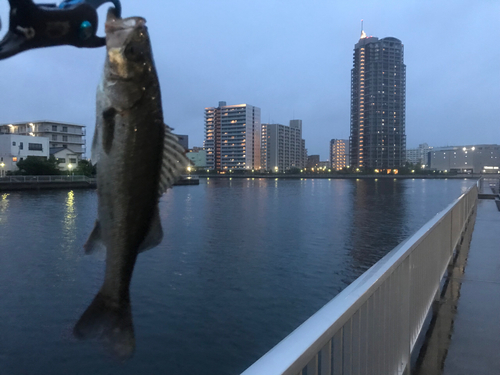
[0,178,475,374]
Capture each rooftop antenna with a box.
[360,19,367,39]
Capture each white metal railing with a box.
[479,177,500,195]
[0,175,94,183]
[242,183,478,375]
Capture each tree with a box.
[16,156,60,175]
[75,160,96,177]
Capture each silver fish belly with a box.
[74,10,188,359]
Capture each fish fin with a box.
[138,207,163,253]
[73,292,135,360]
[83,220,106,254]
[158,124,190,196]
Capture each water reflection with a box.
[63,190,77,244]
[0,193,10,225]
[346,179,407,274]
[1,193,9,212]
[0,180,476,375]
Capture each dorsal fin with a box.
[158,125,190,195]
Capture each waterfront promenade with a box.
[416,198,500,374]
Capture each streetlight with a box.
[274,166,278,173]
[0,162,4,178]
[187,166,192,176]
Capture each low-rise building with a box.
[407,143,433,167]
[0,121,86,156]
[429,144,500,173]
[187,149,207,168]
[50,147,80,171]
[0,134,49,175]
[307,155,320,169]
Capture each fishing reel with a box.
[0,0,121,59]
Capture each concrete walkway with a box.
[416,199,500,374]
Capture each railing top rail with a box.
[242,183,478,375]
[0,175,94,183]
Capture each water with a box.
[0,178,474,374]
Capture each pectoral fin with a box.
[158,125,190,196]
[138,207,163,253]
[84,220,105,254]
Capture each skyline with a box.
[0,1,498,160]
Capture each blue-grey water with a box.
[0,178,474,374]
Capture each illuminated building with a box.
[261,120,306,171]
[330,139,350,170]
[204,101,261,171]
[429,145,500,173]
[349,24,406,169]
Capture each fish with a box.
[73,9,189,359]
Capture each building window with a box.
[19,142,23,150]
[63,136,68,142]
[69,158,77,163]
[12,157,17,162]
[52,125,57,131]
[29,143,43,151]
[58,158,65,164]
[52,135,57,141]
[12,142,16,146]
[62,126,68,132]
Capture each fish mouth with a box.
[105,17,146,33]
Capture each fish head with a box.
[104,11,153,82]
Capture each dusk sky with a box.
[0,0,498,159]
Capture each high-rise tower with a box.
[349,24,406,169]
[204,101,261,171]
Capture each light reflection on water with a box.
[0,194,9,222]
[63,190,77,241]
[0,178,475,375]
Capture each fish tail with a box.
[73,291,135,359]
